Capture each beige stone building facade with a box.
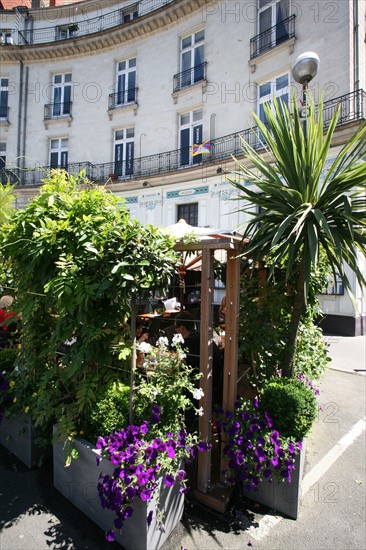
[1,0,365,334]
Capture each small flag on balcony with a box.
[192,141,211,156]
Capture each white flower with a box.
[195,406,204,416]
[156,336,169,348]
[172,333,184,346]
[192,388,204,400]
[138,342,152,354]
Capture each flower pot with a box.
[241,439,307,519]
[53,427,185,549]
[0,413,47,468]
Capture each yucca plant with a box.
[229,93,366,377]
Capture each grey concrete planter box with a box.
[242,439,307,519]
[53,428,184,549]
[0,413,46,468]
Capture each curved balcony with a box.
[2,0,174,46]
[2,90,365,187]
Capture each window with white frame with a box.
[49,138,68,169]
[0,141,6,184]
[0,78,9,120]
[258,73,289,125]
[179,109,203,166]
[114,128,134,177]
[258,0,290,49]
[0,30,13,45]
[180,30,205,88]
[56,23,78,41]
[115,58,137,105]
[122,4,138,22]
[52,73,72,117]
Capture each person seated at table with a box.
[0,295,16,331]
[136,319,150,343]
[174,311,223,410]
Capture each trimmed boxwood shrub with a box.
[259,377,317,441]
[82,381,130,443]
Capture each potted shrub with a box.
[53,335,209,549]
[0,349,49,468]
[216,376,317,519]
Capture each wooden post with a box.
[222,249,240,414]
[197,248,214,493]
[129,297,137,424]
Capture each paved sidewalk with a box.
[0,335,365,550]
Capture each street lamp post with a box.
[291,52,320,141]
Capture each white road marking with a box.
[248,418,366,541]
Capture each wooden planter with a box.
[0,413,46,468]
[241,439,307,519]
[53,428,185,549]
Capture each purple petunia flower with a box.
[147,510,154,526]
[177,470,186,481]
[164,473,175,487]
[270,430,279,443]
[122,506,133,519]
[106,529,116,542]
[140,488,152,501]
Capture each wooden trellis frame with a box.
[174,235,241,512]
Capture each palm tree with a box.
[0,182,16,225]
[229,94,366,377]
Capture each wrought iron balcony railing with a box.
[0,105,10,122]
[250,15,296,59]
[4,89,365,187]
[108,88,138,110]
[3,0,173,46]
[173,62,208,93]
[44,102,73,120]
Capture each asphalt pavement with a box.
[0,335,365,550]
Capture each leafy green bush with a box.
[294,320,331,379]
[259,377,317,441]
[82,381,130,443]
[0,348,19,372]
[0,171,177,443]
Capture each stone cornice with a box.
[0,0,205,63]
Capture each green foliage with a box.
[0,170,177,442]
[0,183,16,225]
[0,348,19,372]
[259,377,317,441]
[81,381,130,443]
[294,319,331,379]
[229,92,366,376]
[238,257,330,390]
[134,336,202,435]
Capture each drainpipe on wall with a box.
[21,66,29,171]
[16,60,24,180]
[353,0,360,94]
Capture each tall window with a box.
[114,128,134,177]
[0,141,6,184]
[52,73,71,117]
[177,203,198,226]
[122,4,138,22]
[0,78,9,120]
[258,73,289,125]
[179,109,203,166]
[50,138,68,169]
[258,0,290,49]
[180,30,205,88]
[116,58,136,105]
